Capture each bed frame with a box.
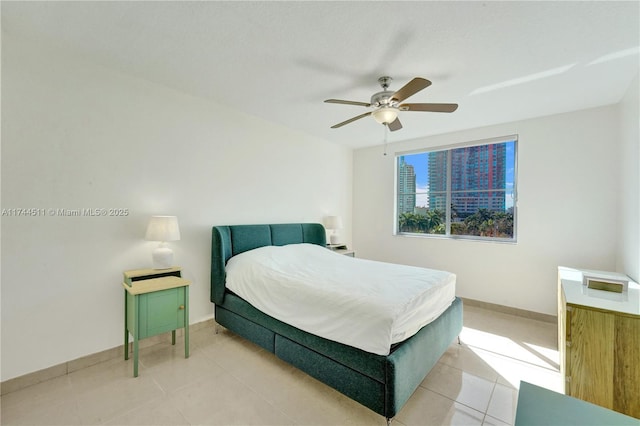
[211,223,463,422]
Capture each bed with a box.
[210,223,463,422]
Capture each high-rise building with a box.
[428,144,506,216]
[397,156,416,214]
[428,151,448,212]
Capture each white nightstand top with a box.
[330,247,354,257]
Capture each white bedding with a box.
[225,244,456,356]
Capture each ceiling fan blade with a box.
[390,77,432,103]
[330,111,373,129]
[400,103,459,113]
[324,99,371,107]
[387,117,403,131]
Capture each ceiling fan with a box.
[325,76,458,131]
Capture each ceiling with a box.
[2,1,639,149]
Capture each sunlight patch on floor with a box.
[461,326,562,392]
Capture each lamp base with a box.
[152,244,174,269]
[330,234,342,245]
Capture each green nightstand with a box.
[123,267,190,377]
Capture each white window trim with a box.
[394,134,518,243]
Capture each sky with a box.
[401,140,516,209]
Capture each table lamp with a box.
[324,215,343,245]
[145,215,181,269]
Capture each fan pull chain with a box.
[383,125,389,156]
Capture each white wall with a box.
[0,36,352,381]
[353,106,622,316]
[616,73,639,282]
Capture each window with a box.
[396,135,517,242]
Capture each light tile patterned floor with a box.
[0,305,560,425]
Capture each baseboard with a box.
[461,297,557,323]
[0,318,215,396]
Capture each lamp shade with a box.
[372,107,398,124]
[145,216,181,242]
[324,215,343,230]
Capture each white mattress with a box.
[225,244,456,356]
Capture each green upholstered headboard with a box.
[210,223,326,304]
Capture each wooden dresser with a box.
[558,267,639,418]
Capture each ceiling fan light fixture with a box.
[372,107,398,124]
[326,76,457,130]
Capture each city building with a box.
[397,156,416,214]
[428,144,507,217]
[428,150,448,212]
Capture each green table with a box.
[123,268,190,377]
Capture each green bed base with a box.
[211,223,463,420]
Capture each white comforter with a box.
[225,244,456,355]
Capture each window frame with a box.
[394,134,518,243]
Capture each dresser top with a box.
[559,266,639,316]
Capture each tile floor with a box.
[0,305,560,425]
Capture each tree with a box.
[399,212,419,232]
[402,208,513,238]
[399,210,444,234]
[424,209,443,232]
[463,209,513,238]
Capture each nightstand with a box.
[123,267,190,377]
[334,248,355,257]
[327,244,355,257]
